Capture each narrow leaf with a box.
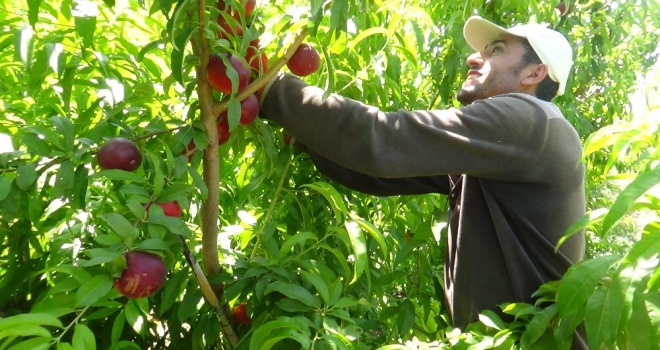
[72,323,96,350]
[100,213,137,240]
[302,182,347,223]
[171,26,195,85]
[557,255,621,318]
[601,167,660,236]
[264,281,319,308]
[16,163,37,190]
[345,222,367,285]
[300,270,330,305]
[521,304,558,346]
[75,274,113,307]
[278,232,317,261]
[585,288,612,350]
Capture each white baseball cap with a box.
[463,16,573,96]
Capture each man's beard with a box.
[456,85,483,106]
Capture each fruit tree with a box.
[0,0,659,349]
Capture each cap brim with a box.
[463,16,510,52]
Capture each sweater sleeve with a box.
[261,74,552,181]
[298,142,450,196]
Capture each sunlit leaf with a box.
[557,255,621,318]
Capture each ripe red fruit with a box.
[233,303,251,324]
[113,251,167,299]
[97,137,142,172]
[245,39,268,74]
[217,119,231,145]
[182,140,196,161]
[158,201,182,217]
[218,0,256,19]
[287,43,321,77]
[217,16,243,38]
[283,135,293,144]
[238,94,260,125]
[207,54,250,94]
[556,1,573,16]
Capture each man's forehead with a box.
[485,34,524,50]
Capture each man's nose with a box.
[466,52,483,68]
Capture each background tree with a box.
[0,0,659,349]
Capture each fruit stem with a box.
[211,28,309,116]
[250,150,293,259]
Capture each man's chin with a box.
[456,89,478,106]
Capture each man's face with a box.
[456,34,529,105]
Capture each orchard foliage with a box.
[0,0,659,349]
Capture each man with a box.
[258,16,586,346]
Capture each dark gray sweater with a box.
[261,74,586,331]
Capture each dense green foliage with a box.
[0,0,659,349]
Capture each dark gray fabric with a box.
[261,73,586,342]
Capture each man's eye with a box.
[492,47,502,53]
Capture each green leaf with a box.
[71,165,89,209]
[100,213,138,240]
[331,296,358,309]
[9,337,52,350]
[606,265,637,338]
[171,26,196,85]
[75,274,113,307]
[319,244,351,287]
[349,27,389,48]
[520,304,558,346]
[0,176,12,201]
[479,310,507,330]
[111,310,125,344]
[80,248,121,267]
[135,238,170,251]
[302,182,347,223]
[264,281,319,308]
[556,255,621,318]
[51,116,75,151]
[146,150,164,196]
[628,291,653,350]
[260,327,311,350]
[16,163,37,190]
[601,167,660,236]
[54,160,75,199]
[72,323,96,350]
[344,222,367,285]
[250,320,301,350]
[74,14,96,50]
[160,269,189,313]
[93,169,146,183]
[15,28,35,70]
[585,288,612,350]
[622,226,660,267]
[275,298,315,313]
[352,218,388,257]
[27,0,41,28]
[157,183,195,203]
[556,208,608,251]
[0,313,63,329]
[278,232,317,261]
[138,40,162,61]
[393,238,426,268]
[300,270,330,304]
[396,299,415,336]
[177,289,202,322]
[0,325,51,339]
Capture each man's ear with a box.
[521,63,549,87]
